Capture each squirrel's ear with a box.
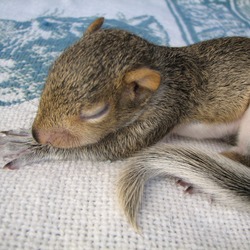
[85,17,104,35]
[124,68,161,91]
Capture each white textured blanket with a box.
[0,0,250,249]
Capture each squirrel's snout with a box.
[31,126,80,148]
[32,127,53,145]
[32,127,40,143]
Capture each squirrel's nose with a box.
[32,127,40,143]
[32,127,51,145]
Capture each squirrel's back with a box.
[180,37,250,123]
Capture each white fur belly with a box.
[172,120,241,140]
[172,105,250,155]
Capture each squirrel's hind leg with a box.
[221,106,250,167]
[221,150,250,168]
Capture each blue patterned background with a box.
[168,0,250,44]
[0,0,249,106]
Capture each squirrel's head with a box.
[32,18,161,148]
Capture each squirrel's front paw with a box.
[0,129,33,169]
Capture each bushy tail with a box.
[117,144,250,230]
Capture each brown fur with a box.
[3,18,250,230]
[32,18,250,165]
[221,151,250,167]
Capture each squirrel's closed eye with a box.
[80,103,110,122]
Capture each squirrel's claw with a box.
[1,150,40,170]
[0,129,30,137]
[2,153,34,170]
[3,160,20,170]
[0,129,31,144]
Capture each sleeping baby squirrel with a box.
[1,18,250,230]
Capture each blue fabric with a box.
[0,0,249,106]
